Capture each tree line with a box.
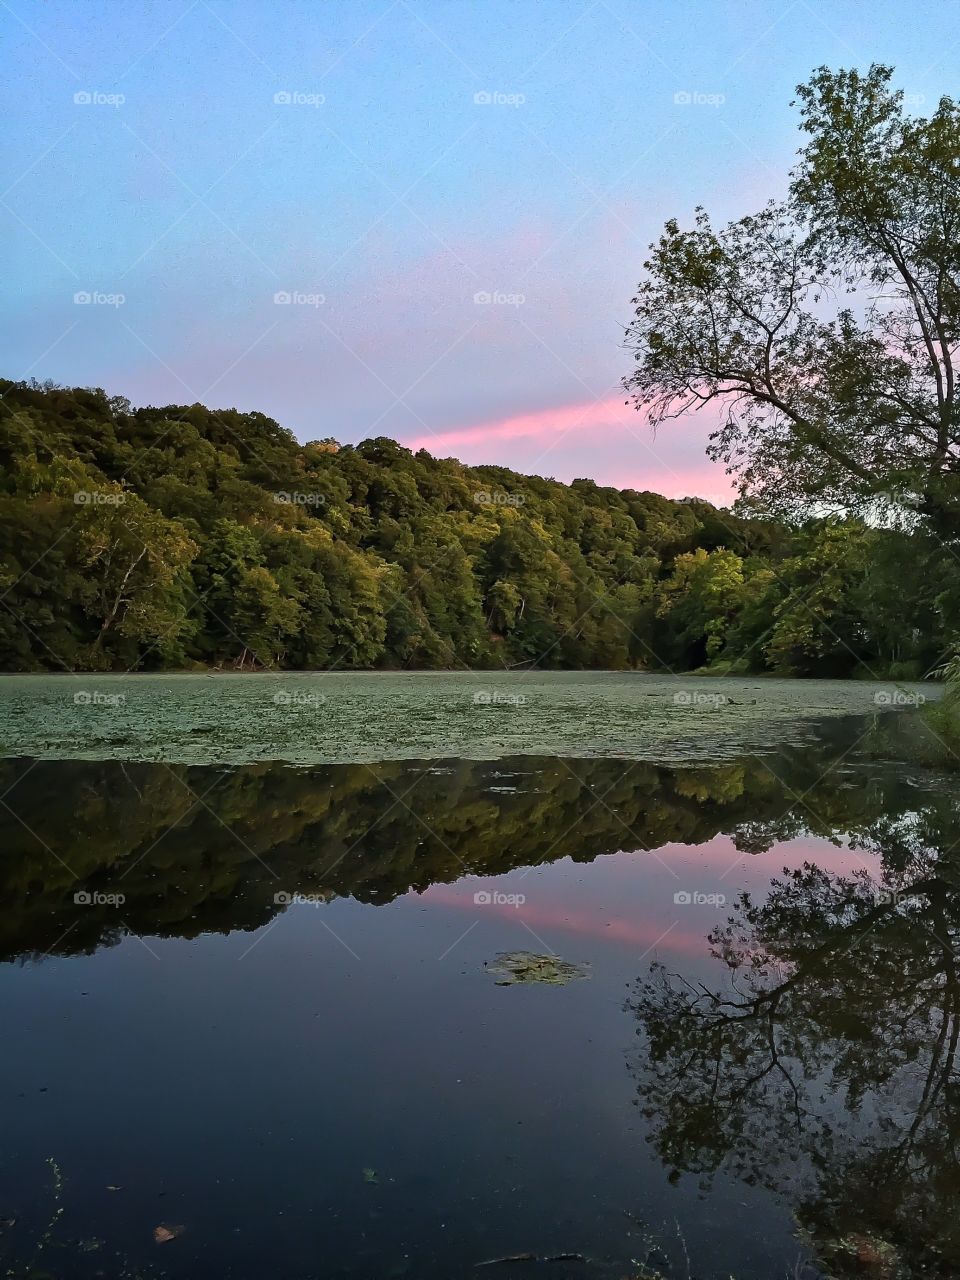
[0,377,955,676]
[5,65,960,677]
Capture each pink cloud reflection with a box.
[414,835,879,962]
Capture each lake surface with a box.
[0,670,937,764]
[0,676,956,1279]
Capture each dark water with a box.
[1,718,958,1279]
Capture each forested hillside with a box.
[0,378,954,676]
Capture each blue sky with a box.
[4,0,958,496]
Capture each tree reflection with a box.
[628,785,960,1277]
[0,750,784,960]
[0,716,949,970]
[4,715,960,1273]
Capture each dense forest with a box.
[0,377,955,677]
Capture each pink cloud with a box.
[406,395,629,453]
[402,395,738,502]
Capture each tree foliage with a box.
[0,378,955,676]
[625,64,960,534]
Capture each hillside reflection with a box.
[3,716,960,1277]
[0,716,953,964]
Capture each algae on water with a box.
[486,951,590,986]
[0,672,938,767]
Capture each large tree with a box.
[624,65,960,534]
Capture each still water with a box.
[0,717,957,1279]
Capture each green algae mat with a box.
[0,671,938,765]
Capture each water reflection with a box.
[629,784,960,1277]
[1,717,958,1278]
[0,718,938,964]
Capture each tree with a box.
[73,491,198,666]
[763,521,870,675]
[624,65,960,534]
[655,546,746,667]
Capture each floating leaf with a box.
[153,1223,185,1243]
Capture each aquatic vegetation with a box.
[0,671,937,767]
[486,951,590,986]
[0,1159,165,1280]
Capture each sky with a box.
[4,0,959,499]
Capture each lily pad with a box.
[486,951,590,986]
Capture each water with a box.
[0,669,935,764]
[0,713,957,1278]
